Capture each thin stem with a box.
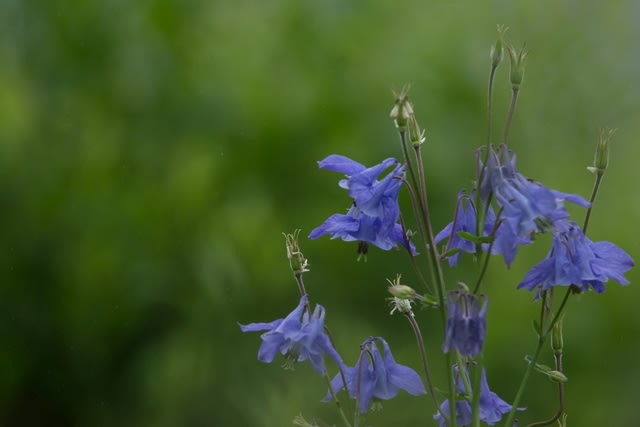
[412,144,457,426]
[471,353,484,427]
[405,312,449,421]
[472,208,503,295]
[503,341,543,427]
[399,131,425,219]
[525,352,564,427]
[487,64,498,146]
[323,371,353,427]
[501,87,520,145]
[293,273,312,315]
[400,213,433,293]
[582,172,603,234]
[400,177,437,293]
[413,145,447,303]
[446,352,459,427]
[504,289,572,426]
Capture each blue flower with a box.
[325,337,425,413]
[240,296,343,374]
[435,191,479,266]
[481,145,590,238]
[309,205,415,253]
[310,155,413,253]
[435,367,519,426]
[435,191,529,267]
[518,221,634,295]
[443,291,487,357]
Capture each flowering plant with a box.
[240,28,633,427]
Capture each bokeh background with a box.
[1,1,639,426]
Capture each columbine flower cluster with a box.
[239,29,634,427]
[308,155,415,255]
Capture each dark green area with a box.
[1,1,639,426]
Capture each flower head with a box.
[240,296,343,374]
[325,337,425,413]
[443,291,487,357]
[518,221,634,295]
[309,205,415,254]
[435,190,530,267]
[481,145,590,239]
[310,155,414,254]
[435,366,520,426]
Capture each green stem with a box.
[504,289,572,427]
[471,352,484,427]
[503,341,543,427]
[582,172,603,234]
[323,371,353,427]
[405,312,449,421]
[501,87,520,145]
[472,208,503,295]
[525,352,564,427]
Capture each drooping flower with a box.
[435,191,479,266]
[435,191,529,267]
[443,291,487,357]
[435,366,519,426]
[480,145,590,238]
[310,155,413,253]
[325,337,425,413]
[240,296,343,374]
[309,205,415,253]
[518,221,634,295]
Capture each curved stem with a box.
[323,371,353,427]
[525,352,564,427]
[504,289,572,426]
[405,312,449,421]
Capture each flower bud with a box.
[490,25,507,69]
[283,230,309,275]
[507,44,528,89]
[588,128,615,174]
[547,370,568,383]
[390,87,413,131]
[408,115,426,146]
[388,284,416,299]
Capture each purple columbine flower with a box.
[518,221,634,295]
[435,191,529,267]
[239,295,343,374]
[435,366,519,426]
[310,155,413,253]
[325,337,425,413]
[443,291,487,357]
[309,205,415,253]
[435,191,480,266]
[481,145,590,239]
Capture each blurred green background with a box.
[1,1,639,426]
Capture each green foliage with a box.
[1,0,639,425]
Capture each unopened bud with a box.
[283,230,309,275]
[390,86,413,131]
[588,128,615,174]
[408,115,426,146]
[507,44,528,89]
[490,25,507,69]
[388,284,416,299]
[551,319,563,354]
[547,370,568,383]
